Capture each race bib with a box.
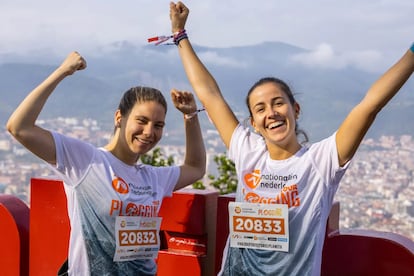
[113,216,162,261]
[228,202,289,252]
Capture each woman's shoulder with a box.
[308,132,337,150]
[52,130,97,149]
[136,163,179,173]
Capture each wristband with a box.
[173,29,188,46]
[184,107,205,120]
[410,42,414,53]
[147,30,188,46]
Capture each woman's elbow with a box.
[6,119,35,144]
[199,166,206,179]
[195,161,207,180]
[6,119,19,138]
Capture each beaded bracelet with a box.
[173,29,188,46]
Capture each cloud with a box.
[0,0,413,72]
[290,43,383,72]
[343,50,383,72]
[199,51,247,68]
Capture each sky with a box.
[1,0,413,72]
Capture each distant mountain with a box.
[1,41,414,143]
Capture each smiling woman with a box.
[169,1,414,275]
[104,87,168,165]
[5,51,206,275]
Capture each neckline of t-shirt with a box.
[266,145,307,164]
[99,147,142,171]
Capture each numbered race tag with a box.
[114,216,162,262]
[228,202,289,252]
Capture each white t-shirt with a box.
[219,124,350,276]
[51,132,179,276]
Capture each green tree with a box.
[140,147,174,167]
[192,180,206,190]
[140,147,205,190]
[208,153,237,195]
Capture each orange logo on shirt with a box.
[244,169,261,189]
[125,202,139,216]
[112,176,129,194]
[243,185,301,208]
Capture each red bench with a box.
[1,177,413,276]
[0,194,30,276]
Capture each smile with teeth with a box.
[136,137,152,144]
[267,120,285,129]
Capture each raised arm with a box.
[170,1,239,149]
[6,51,86,164]
[170,89,206,190]
[336,46,414,166]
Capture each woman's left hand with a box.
[170,89,197,115]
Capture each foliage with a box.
[208,153,237,195]
[140,148,237,193]
[140,147,205,190]
[140,147,174,167]
[192,180,206,190]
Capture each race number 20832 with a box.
[118,229,158,246]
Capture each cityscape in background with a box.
[0,117,413,241]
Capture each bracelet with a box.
[173,29,188,46]
[147,29,188,46]
[184,107,205,120]
[147,35,174,46]
[410,42,414,53]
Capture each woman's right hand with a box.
[170,1,189,33]
[59,51,87,76]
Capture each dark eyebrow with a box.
[252,96,284,108]
[135,115,165,126]
[272,96,285,101]
[135,115,149,121]
[253,102,265,109]
[272,96,285,103]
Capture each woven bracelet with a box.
[173,29,188,46]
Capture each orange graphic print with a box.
[244,169,261,189]
[125,203,139,216]
[112,176,129,194]
[109,200,158,217]
[243,184,301,208]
